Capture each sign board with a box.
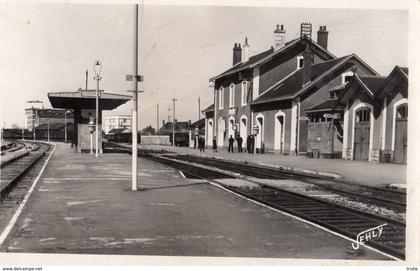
[81,91,101,97]
[126,75,144,82]
[323,113,341,119]
[228,108,236,115]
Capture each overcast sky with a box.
[0,3,408,129]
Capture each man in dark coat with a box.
[246,135,251,153]
[250,135,255,154]
[199,136,205,152]
[228,135,235,153]
[237,136,243,153]
[212,136,217,152]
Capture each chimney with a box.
[232,43,242,66]
[317,25,328,50]
[242,37,250,63]
[302,44,313,85]
[273,24,286,50]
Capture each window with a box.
[397,105,408,120]
[218,87,224,109]
[229,84,235,108]
[241,81,248,106]
[341,71,353,85]
[297,55,304,70]
[356,108,370,122]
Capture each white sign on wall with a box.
[81,91,101,97]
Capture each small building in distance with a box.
[104,115,131,134]
[25,108,74,131]
[158,120,191,147]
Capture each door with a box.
[274,115,284,152]
[394,105,407,164]
[354,108,370,161]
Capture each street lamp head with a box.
[93,60,102,79]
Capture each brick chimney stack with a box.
[242,37,250,63]
[317,25,328,50]
[232,43,242,66]
[273,24,286,50]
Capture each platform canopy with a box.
[48,89,131,110]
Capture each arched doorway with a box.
[240,115,247,148]
[393,102,408,164]
[228,116,235,139]
[274,110,285,153]
[255,113,264,149]
[207,119,213,146]
[217,118,225,147]
[353,107,371,161]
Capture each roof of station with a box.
[209,37,336,82]
[305,100,343,113]
[48,89,131,110]
[202,104,214,113]
[251,54,378,105]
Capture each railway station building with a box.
[205,23,408,163]
[335,66,408,163]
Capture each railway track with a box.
[0,142,51,201]
[104,143,406,260]
[165,154,406,211]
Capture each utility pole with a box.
[131,3,140,191]
[198,97,201,121]
[156,103,159,134]
[172,98,177,147]
[85,70,88,91]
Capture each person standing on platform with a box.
[250,135,255,154]
[228,135,235,153]
[237,136,243,153]
[212,136,217,152]
[198,136,204,152]
[246,135,251,153]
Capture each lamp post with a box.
[171,98,177,147]
[88,116,95,154]
[93,60,102,158]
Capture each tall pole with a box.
[172,98,177,147]
[156,103,159,134]
[47,120,50,142]
[64,111,67,143]
[86,70,88,91]
[95,77,99,157]
[131,3,139,191]
[198,97,201,121]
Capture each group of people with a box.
[211,135,257,154]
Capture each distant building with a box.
[159,120,191,147]
[104,115,131,134]
[25,108,74,131]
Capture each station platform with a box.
[140,145,407,187]
[1,142,388,260]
